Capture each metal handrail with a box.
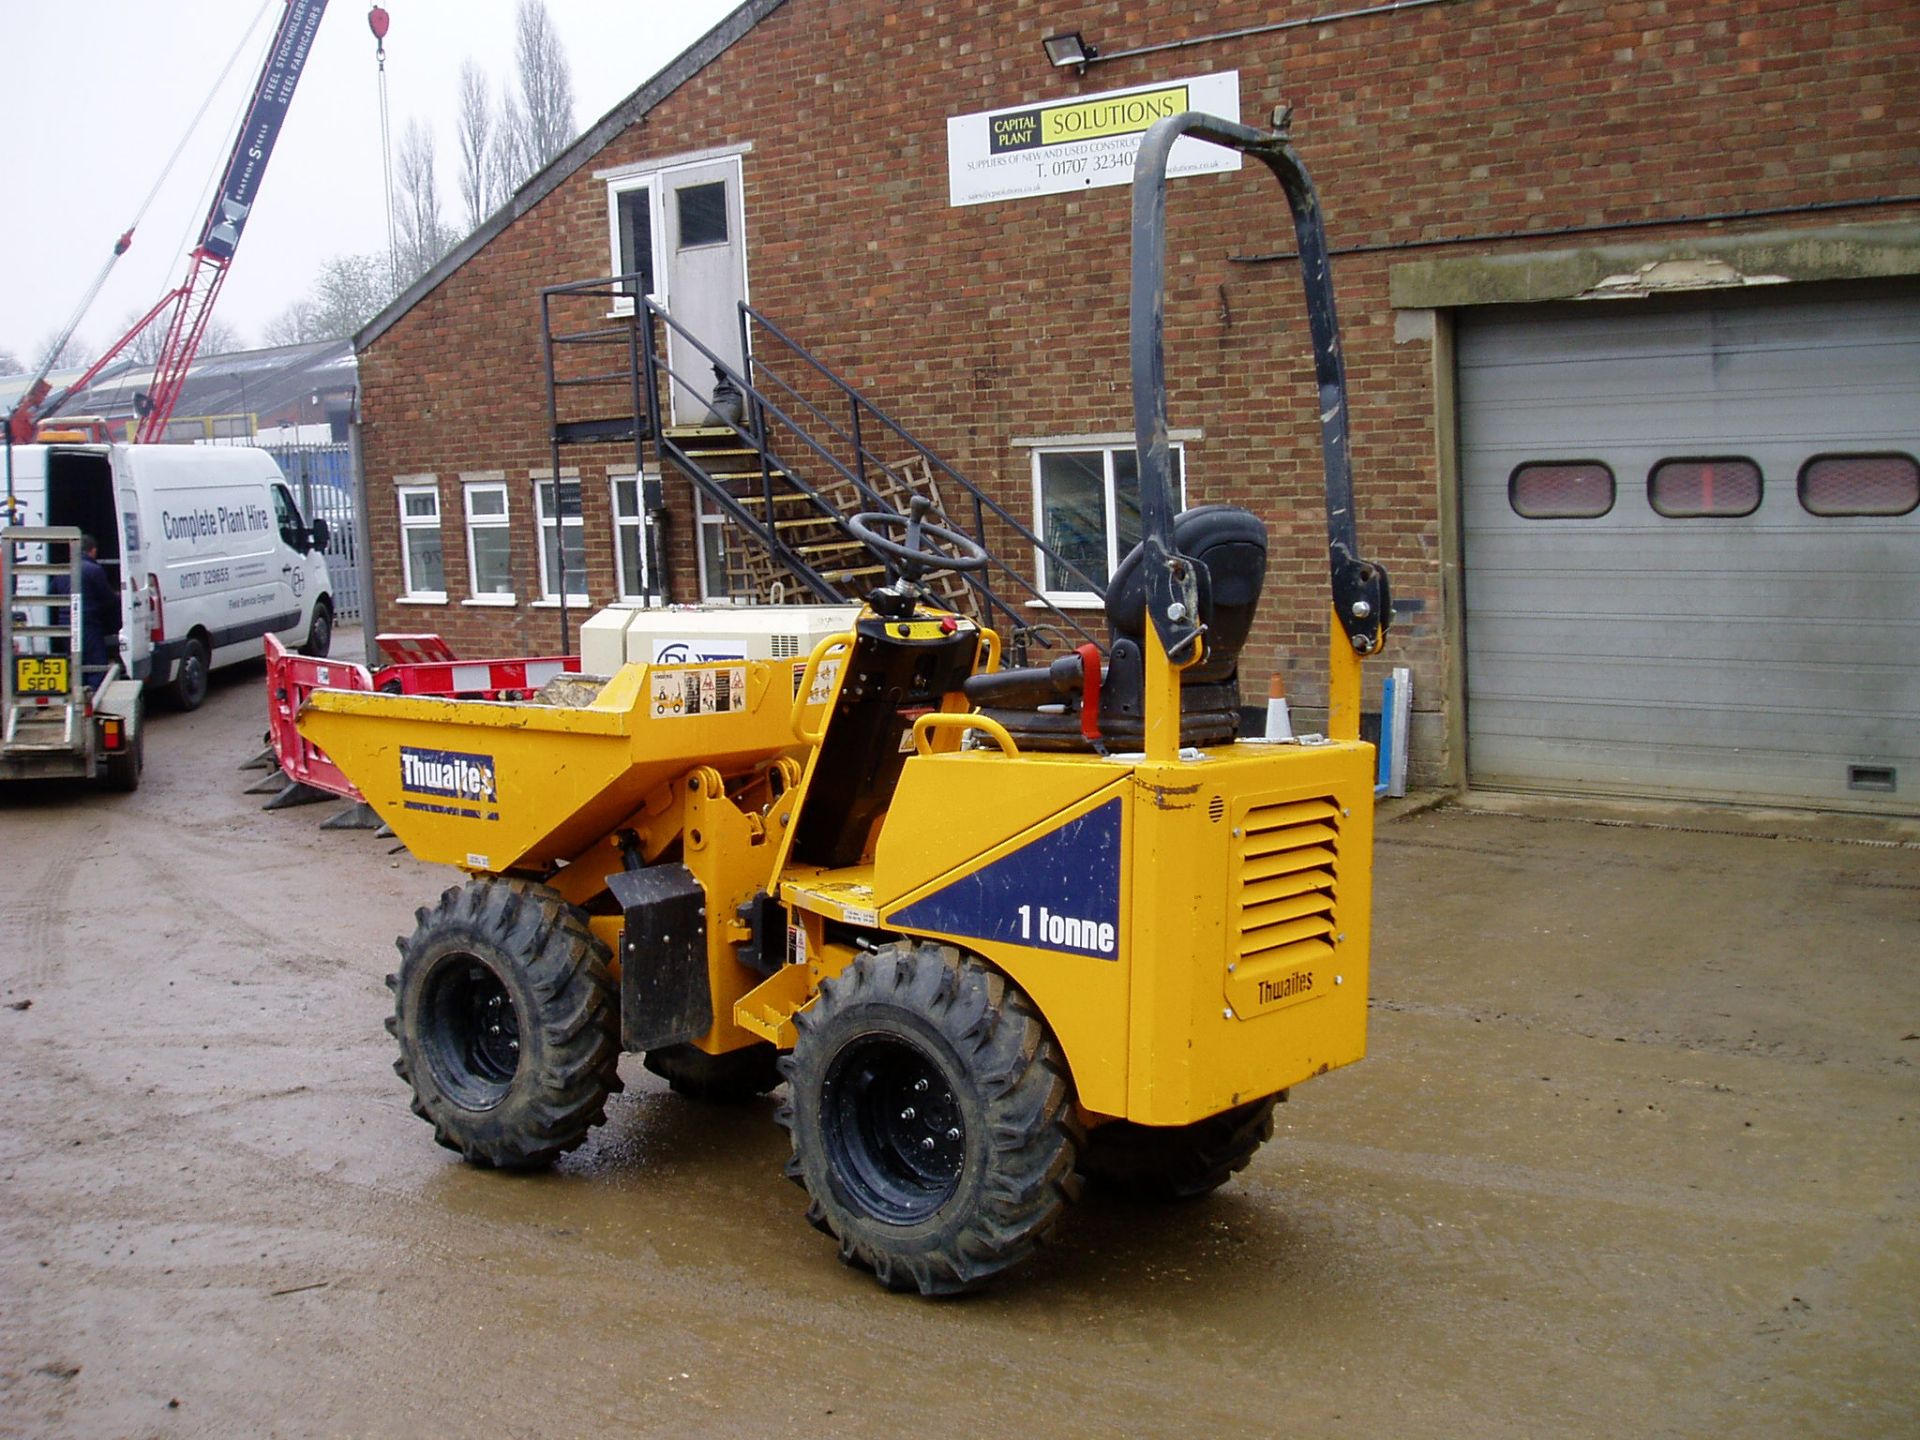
[640,314,844,603]
[733,310,1104,653]
[741,306,1111,601]
[537,271,1108,657]
[645,303,1098,648]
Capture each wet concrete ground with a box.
[2,630,1915,1438]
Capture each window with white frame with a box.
[606,174,660,313]
[535,476,589,602]
[397,482,445,599]
[462,479,514,599]
[693,490,744,603]
[1032,443,1185,599]
[676,181,730,248]
[611,473,654,601]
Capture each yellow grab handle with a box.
[912,712,1020,757]
[974,623,1003,677]
[791,632,852,744]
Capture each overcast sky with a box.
[0,0,741,367]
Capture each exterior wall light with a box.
[1043,31,1097,71]
[1043,3,1460,76]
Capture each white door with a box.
[114,477,151,677]
[661,156,748,423]
[265,482,307,641]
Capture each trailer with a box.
[2,527,144,790]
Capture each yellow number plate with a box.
[14,655,69,696]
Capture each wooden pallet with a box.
[689,438,977,618]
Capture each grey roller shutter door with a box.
[1457,284,1920,815]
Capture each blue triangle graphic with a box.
[891,798,1121,960]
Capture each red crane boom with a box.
[9,0,329,444]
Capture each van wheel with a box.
[167,637,210,711]
[778,943,1081,1295]
[301,600,333,658]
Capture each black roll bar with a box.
[1129,111,1392,665]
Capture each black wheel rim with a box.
[822,1032,965,1224]
[421,953,521,1109]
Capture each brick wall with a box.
[358,0,1920,775]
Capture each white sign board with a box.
[947,71,1241,208]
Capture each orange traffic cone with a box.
[1264,673,1293,741]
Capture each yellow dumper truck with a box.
[302,113,1392,1294]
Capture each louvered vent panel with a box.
[1237,797,1339,965]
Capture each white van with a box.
[1,442,335,709]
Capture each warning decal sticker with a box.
[649,665,748,719]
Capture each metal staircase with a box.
[682,435,978,616]
[539,276,1106,661]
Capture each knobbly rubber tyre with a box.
[643,1042,783,1101]
[386,878,621,1169]
[167,635,210,711]
[778,942,1081,1296]
[1078,1095,1279,1200]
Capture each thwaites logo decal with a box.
[399,745,498,821]
[891,799,1121,960]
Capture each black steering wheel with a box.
[846,495,990,579]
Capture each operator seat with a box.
[963,503,1268,751]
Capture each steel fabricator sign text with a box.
[201,0,328,260]
[947,71,1241,208]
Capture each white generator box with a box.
[578,608,638,673]
[578,604,862,673]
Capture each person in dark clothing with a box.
[43,535,120,689]
[75,534,120,679]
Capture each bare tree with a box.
[117,311,169,367]
[314,253,395,337]
[265,253,395,344]
[396,117,454,282]
[456,59,496,231]
[491,99,531,202]
[516,0,575,162]
[0,346,22,376]
[261,299,322,348]
[117,310,245,365]
[198,317,243,357]
[496,0,575,193]
[34,331,93,372]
